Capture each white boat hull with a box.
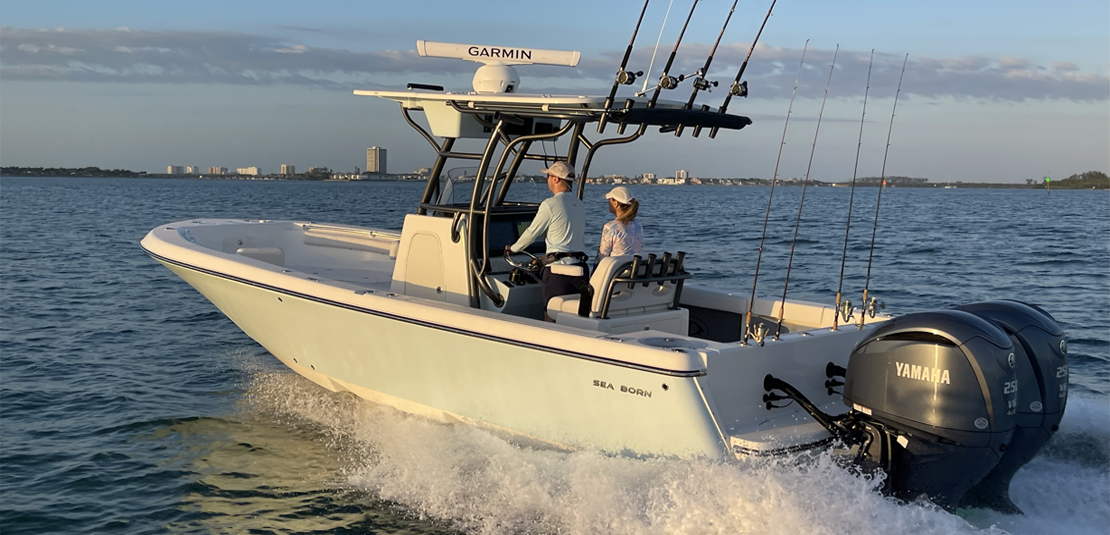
[144,219,889,460]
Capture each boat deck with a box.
[292,264,394,290]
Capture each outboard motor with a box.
[955,301,1068,513]
[840,310,1018,510]
[764,310,1019,511]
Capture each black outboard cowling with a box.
[955,301,1068,513]
[842,310,1018,510]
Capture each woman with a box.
[596,186,644,268]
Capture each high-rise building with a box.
[186,166,199,174]
[207,167,227,175]
[676,170,688,180]
[237,167,261,176]
[642,173,656,180]
[280,164,296,175]
[167,165,185,175]
[366,146,387,174]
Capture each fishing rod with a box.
[638,0,700,108]
[859,53,908,331]
[597,0,651,134]
[775,45,838,341]
[672,0,740,137]
[742,40,808,347]
[832,49,874,332]
[708,0,776,139]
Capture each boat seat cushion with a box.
[546,254,689,334]
[549,264,587,277]
[548,255,680,319]
[547,294,670,319]
[554,304,689,335]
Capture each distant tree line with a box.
[1026,171,1109,189]
[1,166,146,178]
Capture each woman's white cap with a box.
[605,186,634,204]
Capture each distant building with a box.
[280,164,296,175]
[166,165,184,175]
[643,173,656,180]
[366,146,387,174]
[676,170,688,180]
[237,167,261,176]
[185,166,199,175]
[207,167,227,175]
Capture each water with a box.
[2,177,1107,534]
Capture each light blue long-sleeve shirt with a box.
[510,192,585,264]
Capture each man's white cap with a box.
[605,186,634,204]
[541,161,576,182]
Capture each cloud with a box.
[280,26,329,34]
[1051,61,1080,73]
[0,26,468,89]
[15,42,83,54]
[999,55,1033,69]
[0,26,1106,102]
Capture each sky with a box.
[1,0,1107,183]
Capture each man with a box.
[505,161,589,322]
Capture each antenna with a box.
[642,0,675,95]
[416,41,581,66]
[416,40,581,93]
[640,0,700,107]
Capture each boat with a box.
[143,40,1068,513]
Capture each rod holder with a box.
[642,254,657,287]
[628,255,642,289]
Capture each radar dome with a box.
[473,64,520,93]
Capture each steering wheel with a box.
[504,248,543,273]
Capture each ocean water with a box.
[1,176,1107,535]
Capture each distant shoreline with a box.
[3,167,1107,190]
[6,175,1106,190]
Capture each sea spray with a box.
[965,395,1110,534]
[232,369,1110,535]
